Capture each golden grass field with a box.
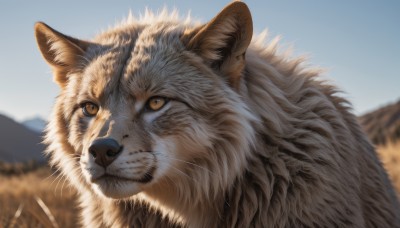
[0,166,78,228]
[0,143,399,227]
[377,141,400,195]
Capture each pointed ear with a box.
[185,1,253,89]
[34,22,89,87]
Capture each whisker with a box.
[42,169,59,182]
[163,174,177,187]
[53,172,64,196]
[60,175,68,197]
[153,151,217,177]
[169,166,200,185]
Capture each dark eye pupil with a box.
[146,97,168,111]
[82,102,98,116]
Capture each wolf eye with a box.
[146,97,168,111]
[81,102,99,117]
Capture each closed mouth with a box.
[91,169,154,184]
[92,174,135,183]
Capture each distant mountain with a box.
[359,100,400,146]
[22,117,47,133]
[0,114,46,163]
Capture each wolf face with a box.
[35,3,256,200]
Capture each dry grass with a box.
[377,141,400,195]
[359,100,400,146]
[0,165,78,228]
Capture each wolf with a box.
[35,1,400,227]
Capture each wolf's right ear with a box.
[182,1,253,90]
[34,22,89,87]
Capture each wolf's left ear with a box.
[34,22,89,87]
[184,1,253,89]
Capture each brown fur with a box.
[35,2,400,227]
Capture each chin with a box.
[92,178,142,199]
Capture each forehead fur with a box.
[75,11,216,108]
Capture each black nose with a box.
[89,138,122,168]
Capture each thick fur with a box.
[35,2,400,227]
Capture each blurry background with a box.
[0,1,399,227]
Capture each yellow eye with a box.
[82,102,99,117]
[147,97,167,111]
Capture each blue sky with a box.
[0,0,399,121]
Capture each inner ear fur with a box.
[34,22,89,87]
[185,1,253,89]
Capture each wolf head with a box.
[35,2,257,201]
